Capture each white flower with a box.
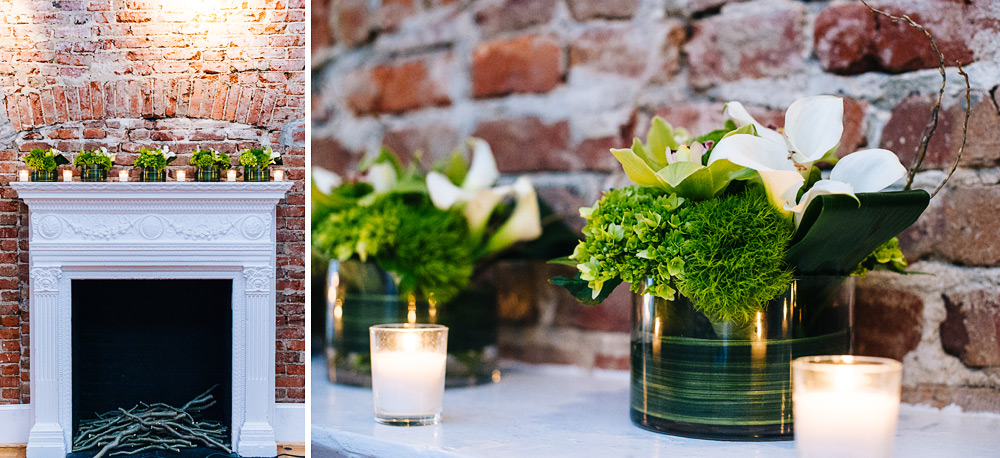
[710,96,905,224]
[482,177,542,255]
[108,154,116,162]
[311,167,342,195]
[426,138,505,236]
[366,162,397,195]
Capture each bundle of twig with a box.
[73,386,231,458]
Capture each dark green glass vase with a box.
[138,167,166,182]
[630,276,853,441]
[30,169,57,182]
[244,166,270,182]
[326,260,499,388]
[80,165,108,182]
[196,167,221,182]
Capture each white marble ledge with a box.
[311,356,1000,458]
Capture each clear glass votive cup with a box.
[369,324,449,426]
[792,355,903,458]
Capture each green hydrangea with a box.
[24,148,59,170]
[570,186,687,300]
[191,149,231,169]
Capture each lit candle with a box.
[369,324,448,426]
[273,169,284,181]
[119,170,128,182]
[63,169,72,182]
[176,170,186,182]
[18,170,28,182]
[227,169,237,182]
[793,355,902,458]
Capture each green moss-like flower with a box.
[677,189,795,325]
[24,148,60,170]
[570,186,687,299]
[238,147,280,167]
[313,194,476,304]
[134,146,174,169]
[191,149,231,169]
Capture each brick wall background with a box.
[0,0,306,404]
[313,0,1000,412]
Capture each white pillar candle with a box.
[176,170,186,182]
[273,169,284,181]
[62,169,72,182]
[119,170,128,182]
[793,355,902,458]
[369,324,448,426]
[18,170,28,182]
[227,169,237,182]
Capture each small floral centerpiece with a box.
[312,140,563,387]
[238,146,281,182]
[134,146,176,182]
[73,147,116,182]
[553,95,932,440]
[190,149,231,182]
[22,148,69,182]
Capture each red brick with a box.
[382,124,459,166]
[474,0,556,37]
[854,285,923,361]
[685,3,805,88]
[566,0,639,21]
[472,36,562,98]
[815,2,975,75]
[472,116,570,172]
[334,0,372,48]
[348,55,452,115]
[882,92,1000,170]
[941,290,1000,368]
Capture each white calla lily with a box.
[723,101,786,146]
[783,148,907,226]
[784,95,843,163]
[709,134,804,215]
[462,138,500,192]
[483,177,542,255]
[311,167,342,195]
[426,171,468,209]
[366,162,397,195]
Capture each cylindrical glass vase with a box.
[326,259,499,388]
[244,166,270,182]
[138,167,166,182]
[80,165,108,182]
[30,169,57,182]
[630,276,854,441]
[196,167,221,182]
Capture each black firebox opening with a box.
[71,279,233,445]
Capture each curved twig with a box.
[860,0,946,190]
[931,63,971,198]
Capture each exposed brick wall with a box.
[0,0,305,404]
[313,0,1000,411]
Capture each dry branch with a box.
[73,386,231,458]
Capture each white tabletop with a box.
[311,356,1000,458]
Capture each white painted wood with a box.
[11,182,292,458]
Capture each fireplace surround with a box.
[11,181,292,458]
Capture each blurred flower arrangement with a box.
[312,139,548,304]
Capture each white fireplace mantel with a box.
[11,182,293,458]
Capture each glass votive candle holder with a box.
[793,355,903,458]
[369,324,448,426]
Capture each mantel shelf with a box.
[311,357,1000,458]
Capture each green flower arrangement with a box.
[191,149,231,169]
[238,147,282,168]
[553,96,933,325]
[134,146,177,169]
[23,148,70,171]
[73,147,115,170]
[312,140,555,304]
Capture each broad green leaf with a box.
[786,190,930,275]
[722,123,758,139]
[546,256,578,267]
[549,274,622,306]
[611,147,665,187]
[654,158,749,200]
[54,155,71,166]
